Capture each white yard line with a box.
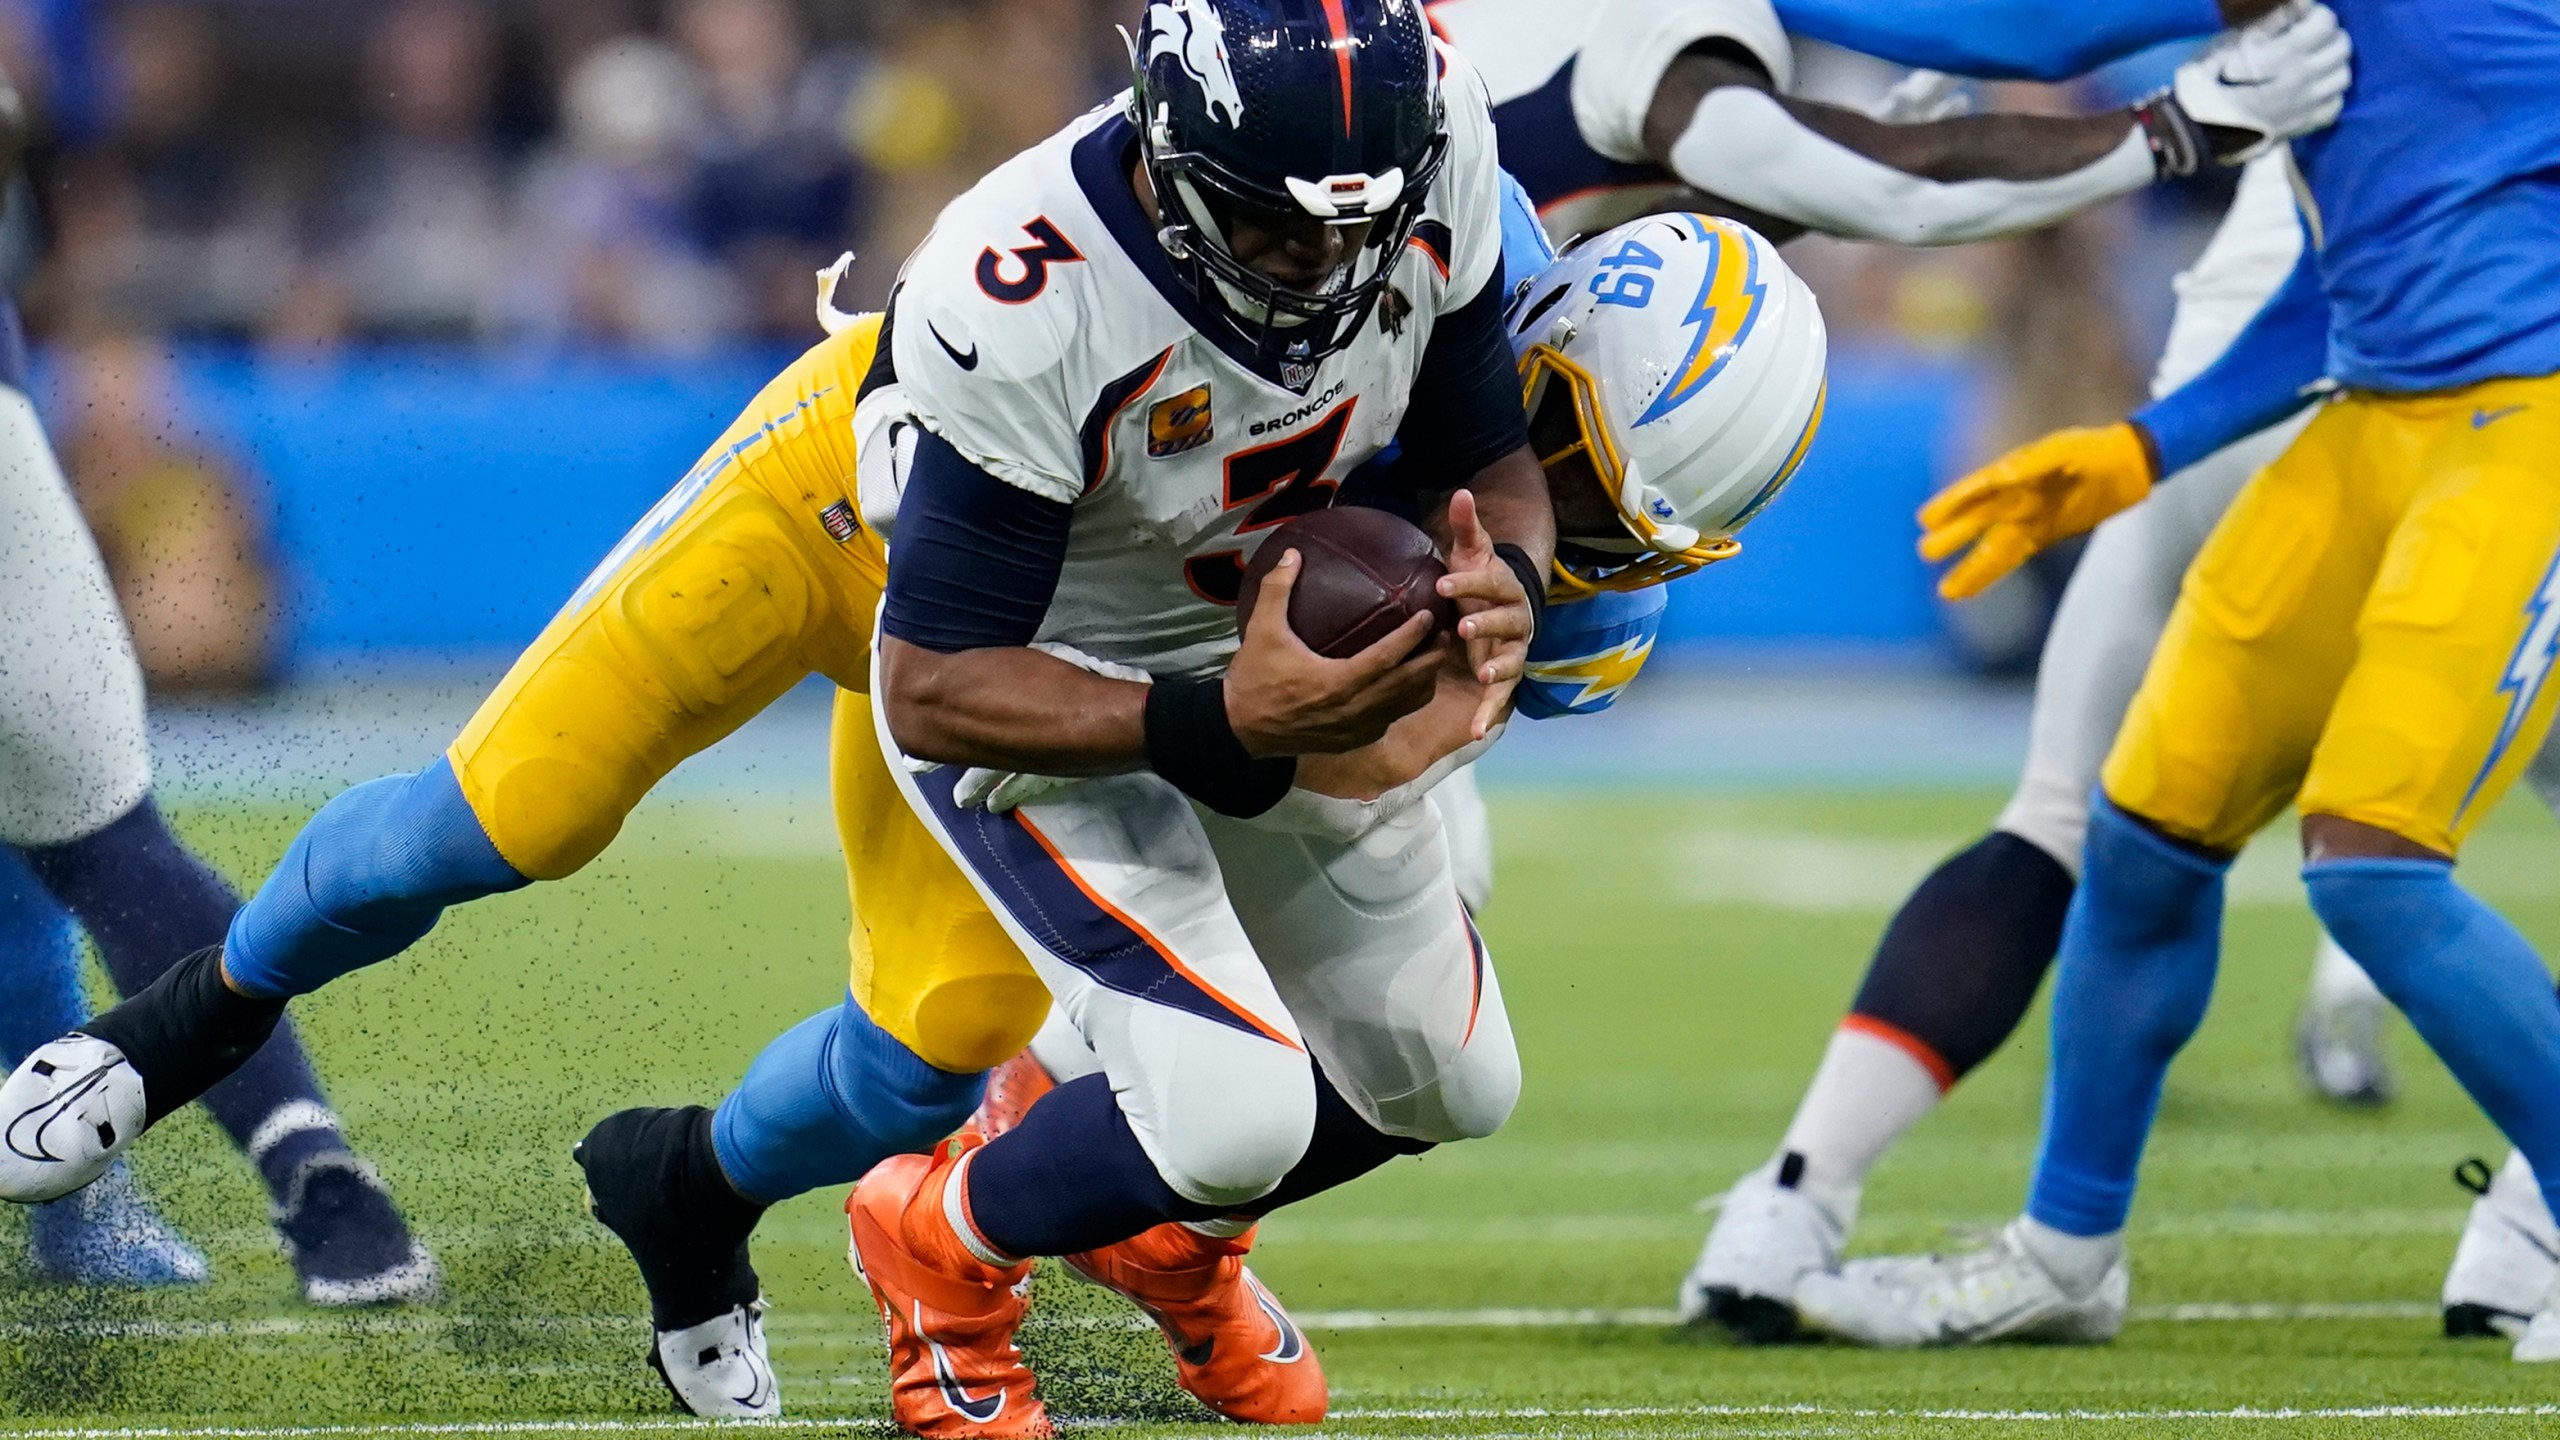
[0,1300,2440,1344]
[9,1402,2560,1438]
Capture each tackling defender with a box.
[1783,0,2560,1355]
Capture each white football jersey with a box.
[1425,0,1791,242]
[859,48,1506,680]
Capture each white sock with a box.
[2016,1215,2122,1298]
[1774,1022,1948,1225]
[2309,930,2386,1009]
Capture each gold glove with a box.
[1918,422,2155,601]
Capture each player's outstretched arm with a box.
[1641,3,2349,247]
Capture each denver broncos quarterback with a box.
[0,0,1808,1428]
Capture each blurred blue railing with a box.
[104,341,1978,674]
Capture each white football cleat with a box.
[1793,1219,2127,1348]
[1678,1159,1846,1342]
[2445,1153,2559,1340]
[1,1034,147,1204]
[651,1300,781,1418]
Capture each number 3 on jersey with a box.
[1183,401,1358,606]
[977,218,1084,304]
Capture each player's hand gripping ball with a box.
[1238,507,1458,658]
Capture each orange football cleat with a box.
[1067,1222,1326,1424]
[965,1050,1055,1143]
[846,1142,1051,1438]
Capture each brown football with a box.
[1236,506,1457,659]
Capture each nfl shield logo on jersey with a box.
[1148,386,1215,457]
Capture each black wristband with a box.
[1143,676,1298,818]
[2134,96,2204,179]
[1492,543,1547,643]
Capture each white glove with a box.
[1866,70,1972,125]
[1244,727,1503,843]
[950,643,1152,813]
[954,766,1077,813]
[2156,0,2352,171]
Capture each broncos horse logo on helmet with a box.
[1140,0,1246,128]
[1129,0,1446,381]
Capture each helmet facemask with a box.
[1137,94,1445,375]
[1518,340,1740,600]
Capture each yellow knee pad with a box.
[454,490,836,879]
[830,688,1049,1073]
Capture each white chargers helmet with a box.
[1508,213,1828,597]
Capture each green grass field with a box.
[5,785,2559,1438]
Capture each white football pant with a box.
[881,702,1519,1211]
[0,383,152,846]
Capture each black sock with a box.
[24,798,351,1196]
[1847,830,2077,1080]
[78,945,286,1128]
[580,1107,767,1330]
[967,1068,1432,1258]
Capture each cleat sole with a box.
[1702,1287,1800,1345]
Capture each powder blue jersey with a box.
[2138,0,2560,471]
[2297,0,2560,393]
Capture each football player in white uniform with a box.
[830,3,1555,1431]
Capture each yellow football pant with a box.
[2105,373,2560,856]
[441,314,1046,1071]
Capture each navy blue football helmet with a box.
[1129,0,1446,373]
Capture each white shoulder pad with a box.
[1570,0,1794,163]
[1433,42,1508,308]
[887,149,1097,505]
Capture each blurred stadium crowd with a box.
[0,0,2239,690]
[9,0,1143,349]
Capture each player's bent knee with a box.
[1375,1016,1522,1145]
[1136,1041,1317,1209]
[901,972,1054,1074]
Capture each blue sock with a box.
[709,995,985,1205]
[22,797,348,1198]
[0,848,89,1066]
[223,758,527,998]
[2307,857,2560,1222]
[2027,794,2227,1237]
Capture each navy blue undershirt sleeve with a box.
[1392,255,1530,491]
[2131,241,2330,478]
[880,427,1074,653]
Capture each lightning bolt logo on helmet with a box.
[1137,0,1246,127]
[1636,218,1768,429]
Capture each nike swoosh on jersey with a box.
[2474,404,2529,429]
[4,1060,122,1164]
[929,323,980,371]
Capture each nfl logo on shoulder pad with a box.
[1148,385,1214,458]
[818,499,860,543]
